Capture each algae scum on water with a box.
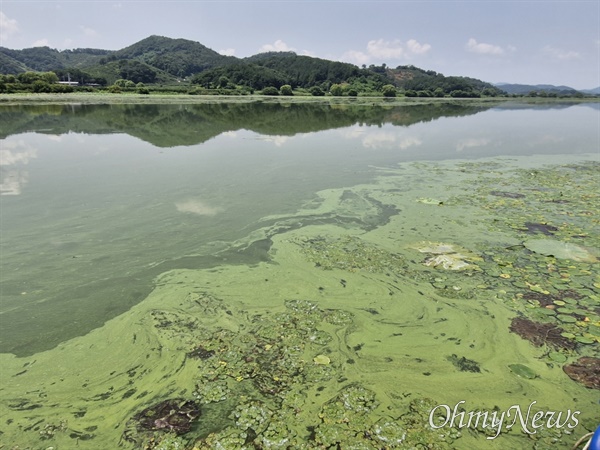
[1,155,599,449]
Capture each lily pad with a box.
[524,239,598,263]
[548,352,567,363]
[557,314,577,323]
[313,354,331,365]
[575,336,595,345]
[509,363,538,379]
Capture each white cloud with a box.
[542,45,580,61]
[466,38,505,55]
[32,38,50,47]
[219,48,236,56]
[259,39,295,53]
[406,39,431,55]
[79,26,98,38]
[367,39,406,59]
[0,12,19,43]
[342,38,431,65]
[341,49,370,65]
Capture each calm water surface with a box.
[0,100,598,449]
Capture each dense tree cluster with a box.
[191,62,287,90]
[245,53,361,88]
[191,53,391,95]
[0,71,76,93]
[53,68,107,86]
[118,60,158,84]
[390,66,505,97]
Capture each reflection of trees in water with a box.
[0,101,499,147]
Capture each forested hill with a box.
[0,35,506,96]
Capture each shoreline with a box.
[1,92,598,105]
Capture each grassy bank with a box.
[1,91,598,106]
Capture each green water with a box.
[0,100,598,449]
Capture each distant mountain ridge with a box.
[494,83,583,95]
[0,35,595,94]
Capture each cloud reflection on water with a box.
[175,199,224,216]
[0,140,37,195]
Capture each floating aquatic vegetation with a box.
[122,398,200,445]
[233,400,273,436]
[524,239,598,263]
[563,357,600,389]
[548,351,568,363]
[370,419,408,446]
[313,354,331,365]
[447,354,481,373]
[39,420,69,440]
[523,222,559,236]
[412,242,459,254]
[425,254,472,271]
[398,397,462,446]
[490,190,525,199]
[521,290,582,308]
[187,346,216,360]
[319,383,379,425]
[508,363,538,379]
[411,241,480,271]
[509,317,576,350]
[417,197,444,205]
[295,235,408,275]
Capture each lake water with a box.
[0,99,598,449]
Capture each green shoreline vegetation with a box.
[2,91,599,107]
[0,151,598,449]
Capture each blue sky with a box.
[1,1,599,89]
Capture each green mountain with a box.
[112,35,235,78]
[0,35,233,83]
[1,35,503,94]
[0,51,29,73]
